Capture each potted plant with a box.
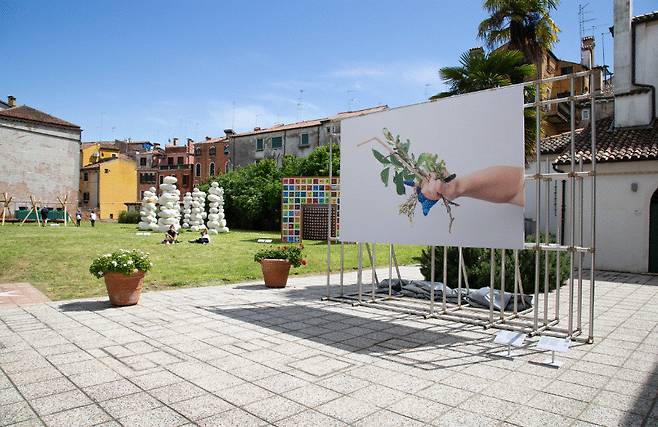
[254,245,306,288]
[89,250,152,306]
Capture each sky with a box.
[1,0,656,143]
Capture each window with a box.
[209,146,216,156]
[168,157,174,165]
[140,191,145,199]
[224,144,229,155]
[209,162,215,176]
[300,133,309,146]
[195,163,201,177]
[256,138,264,151]
[194,146,202,156]
[83,192,89,203]
[182,175,189,186]
[159,176,164,184]
[140,157,147,166]
[561,66,573,75]
[177,156,184,165]
[111,153,117,158]
[225,160,231,173]
[271,136,283,149]
[83,172,88,181]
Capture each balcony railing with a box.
[158,164,192,170]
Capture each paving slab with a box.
[0,267,657,425]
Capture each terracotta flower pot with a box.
[260,259,291,288]
[103,271,145,306]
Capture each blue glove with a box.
[403,180,437,216]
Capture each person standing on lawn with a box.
[90,210,97,227]
[75,209,82,227]
[40,206,49,227]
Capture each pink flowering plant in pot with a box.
[89,250,152,306]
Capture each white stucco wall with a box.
[526,158,658,273]
[0,119,81,211]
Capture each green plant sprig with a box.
[364,128,458,231]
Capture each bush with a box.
[199,144,340,231]
[118,210,140,224]
[416,234,571,294]
[254,244,306,267]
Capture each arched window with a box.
[209,146,216,156]
[195,163,201,177]
[209,162,215,177]
[224,160,231,173]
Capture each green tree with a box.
[431,49,534,99]
[431,49,537,159]
[478,0,560,65]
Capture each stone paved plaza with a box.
[1,267,657,426]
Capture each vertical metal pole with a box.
[543,158,550,326]
[357,242,363,303]
[326,135,333,299]
[489,248,495,323]
[430,246,435,315]
[500,248,506,321]
[578,156,584,331]
[533,78,541,333]
[371,243,376,301]
[555,179,562,320]
[457,247,463,307]
[513,249,519,314]
[588,49,597,343]
[388,244,393,297]
[442,246,448,312]
[568,74,576,336]
[340,242,345,297]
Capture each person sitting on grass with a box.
[163,225,178,245]
[189,227,210,244]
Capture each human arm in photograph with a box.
[420,166,524,207]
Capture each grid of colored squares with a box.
[281,177,339,243]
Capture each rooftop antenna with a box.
[347,90,355,111]
[578,1,595,39]
[231,100,236,130]
[100,112,105,141]
[296,89,304,122]
[424,83,432,100]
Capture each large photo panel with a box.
[340,85,525,249]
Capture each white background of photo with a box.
[340,85,525,249]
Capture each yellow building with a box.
[80,144,137,220]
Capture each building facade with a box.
[193,137,231,186]
[228,106,387,168]
[525,3,658,273]
[0,96,81,215]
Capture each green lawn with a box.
[0,222,423,301]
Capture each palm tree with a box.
[478,0,560,65]
[431,49,534,99]
[431,49,537,160]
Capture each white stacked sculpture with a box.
[207,182,229,234]
[157,176,181,232]
[138,187,158,231]
[182,192,192,229]
[189,187,206,231]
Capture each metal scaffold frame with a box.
[323,49,598,344]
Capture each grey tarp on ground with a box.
[377,279,532,311]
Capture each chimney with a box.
[224,129,235,137]
[187,138,193,150]
[580,36,595,68]
[172,137,178,146]
[613,0,633,94]
[7,96,16,107]
[253,127,261,131]
[468,47,484,58]
[205,136,211,141]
